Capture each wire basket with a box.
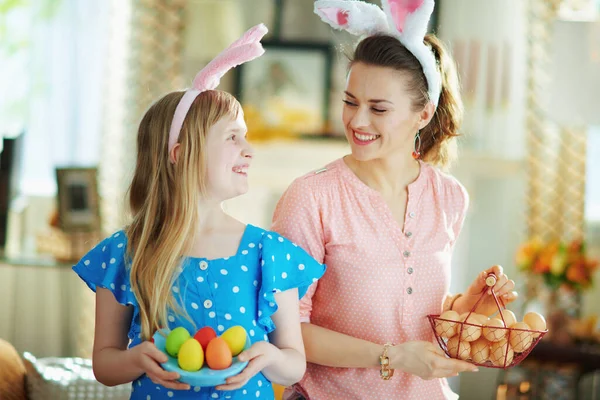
[427,274,548,369]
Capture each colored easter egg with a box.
[177,338,204,372]
[206,337,233,370]
[194,326,217,351]
[220,326,247,357]
[165,327,190,357]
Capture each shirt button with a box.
[407,267,414,274]
[409,212,416,218]
[407,287,413,294]
[403,251,411,257]
[199,261,208,270]
[203,300,213,309]
[405,231,413,238]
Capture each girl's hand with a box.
[130,341,190,391]
[216,341,282,391]
[390,341,478,380]
[460,265,518,317]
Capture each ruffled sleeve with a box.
[72,230,136,307]
[257,231,326,333]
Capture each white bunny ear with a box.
[381,0,434,41]
[314,0,389,37]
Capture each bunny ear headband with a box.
[314,0,441,107]
[168,23,268,157]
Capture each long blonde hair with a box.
[126,90,241,339]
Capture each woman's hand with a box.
[390,341,478,380]
[456,265,518,317]
[216,341,283,391]
[129,341,190,391]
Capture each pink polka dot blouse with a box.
[272,157,469,400]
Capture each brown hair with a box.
[351,34,463,168]
[126,90,241,339]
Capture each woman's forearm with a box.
[93,347,144,387]
[262,348,306,387]
[301,323,382,368]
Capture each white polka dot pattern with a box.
[272,158,468,400]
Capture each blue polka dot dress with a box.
[72,224,326,400]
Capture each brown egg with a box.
[499,310,517,328]
[509,322,533,353]
[436,310,460,339]
[447,336,471,360]
[483,318,507,342]
[523,312,546,338]
[458,313,483,342]
[205,337,233,370]
[470,338,490,364]
[490,339,514,367]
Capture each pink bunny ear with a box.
[167,23,268,156]
[319,7,349,27]
[387,0,424,33]
[314,0,389,37]
[192,23,268,91]
[382,0,433,39]
[192,42,265,91]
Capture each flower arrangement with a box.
[516,238,598,291]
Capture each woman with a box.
[271,1,518,399]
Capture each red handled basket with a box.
[427,274,547,369]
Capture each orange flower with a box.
[566,263,590,286]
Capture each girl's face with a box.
[342,62,428,162]
[204,111,253,201]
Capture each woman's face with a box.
[342,62,427,162]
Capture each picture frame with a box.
[55,167,100,232]
[234,40,333,138]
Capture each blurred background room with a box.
[0,0,599,399]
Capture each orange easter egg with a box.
[205,337,233,370]
[447,336,471,360]
[509,322,533,353]
[483,318,507,342]
[436,310,460,339]
[523,312,546,338]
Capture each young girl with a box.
[272,2,518,399]
[73,24,325,400]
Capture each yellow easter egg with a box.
[177,338,204,372]
[220,326,247,357]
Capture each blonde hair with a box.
[351,34,463,168]
[126,90,241,339]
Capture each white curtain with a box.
[1,0,110,196]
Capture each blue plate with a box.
[153,330,250,387]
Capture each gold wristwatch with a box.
[380,343,394,380]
